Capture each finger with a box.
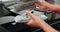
[35,3,45,10]
[26,20,33,25]
[24,20,33,26]
[35,3,42,8]
[25,11,38,21]
[25,11,44,27]
[35,3,50,11]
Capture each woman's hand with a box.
[24,11,45,28]
[34,0,54,12]
[24,11,58,32]
[35,3,50,11]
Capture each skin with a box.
[25,11,58,32]
[24,0,60,32]
[35,0,60,14]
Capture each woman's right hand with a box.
[24,11,43,28]
[24,11,58,32]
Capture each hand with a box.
[24,11,58,32]
[24,11,44,28]
[35,3,51,12]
